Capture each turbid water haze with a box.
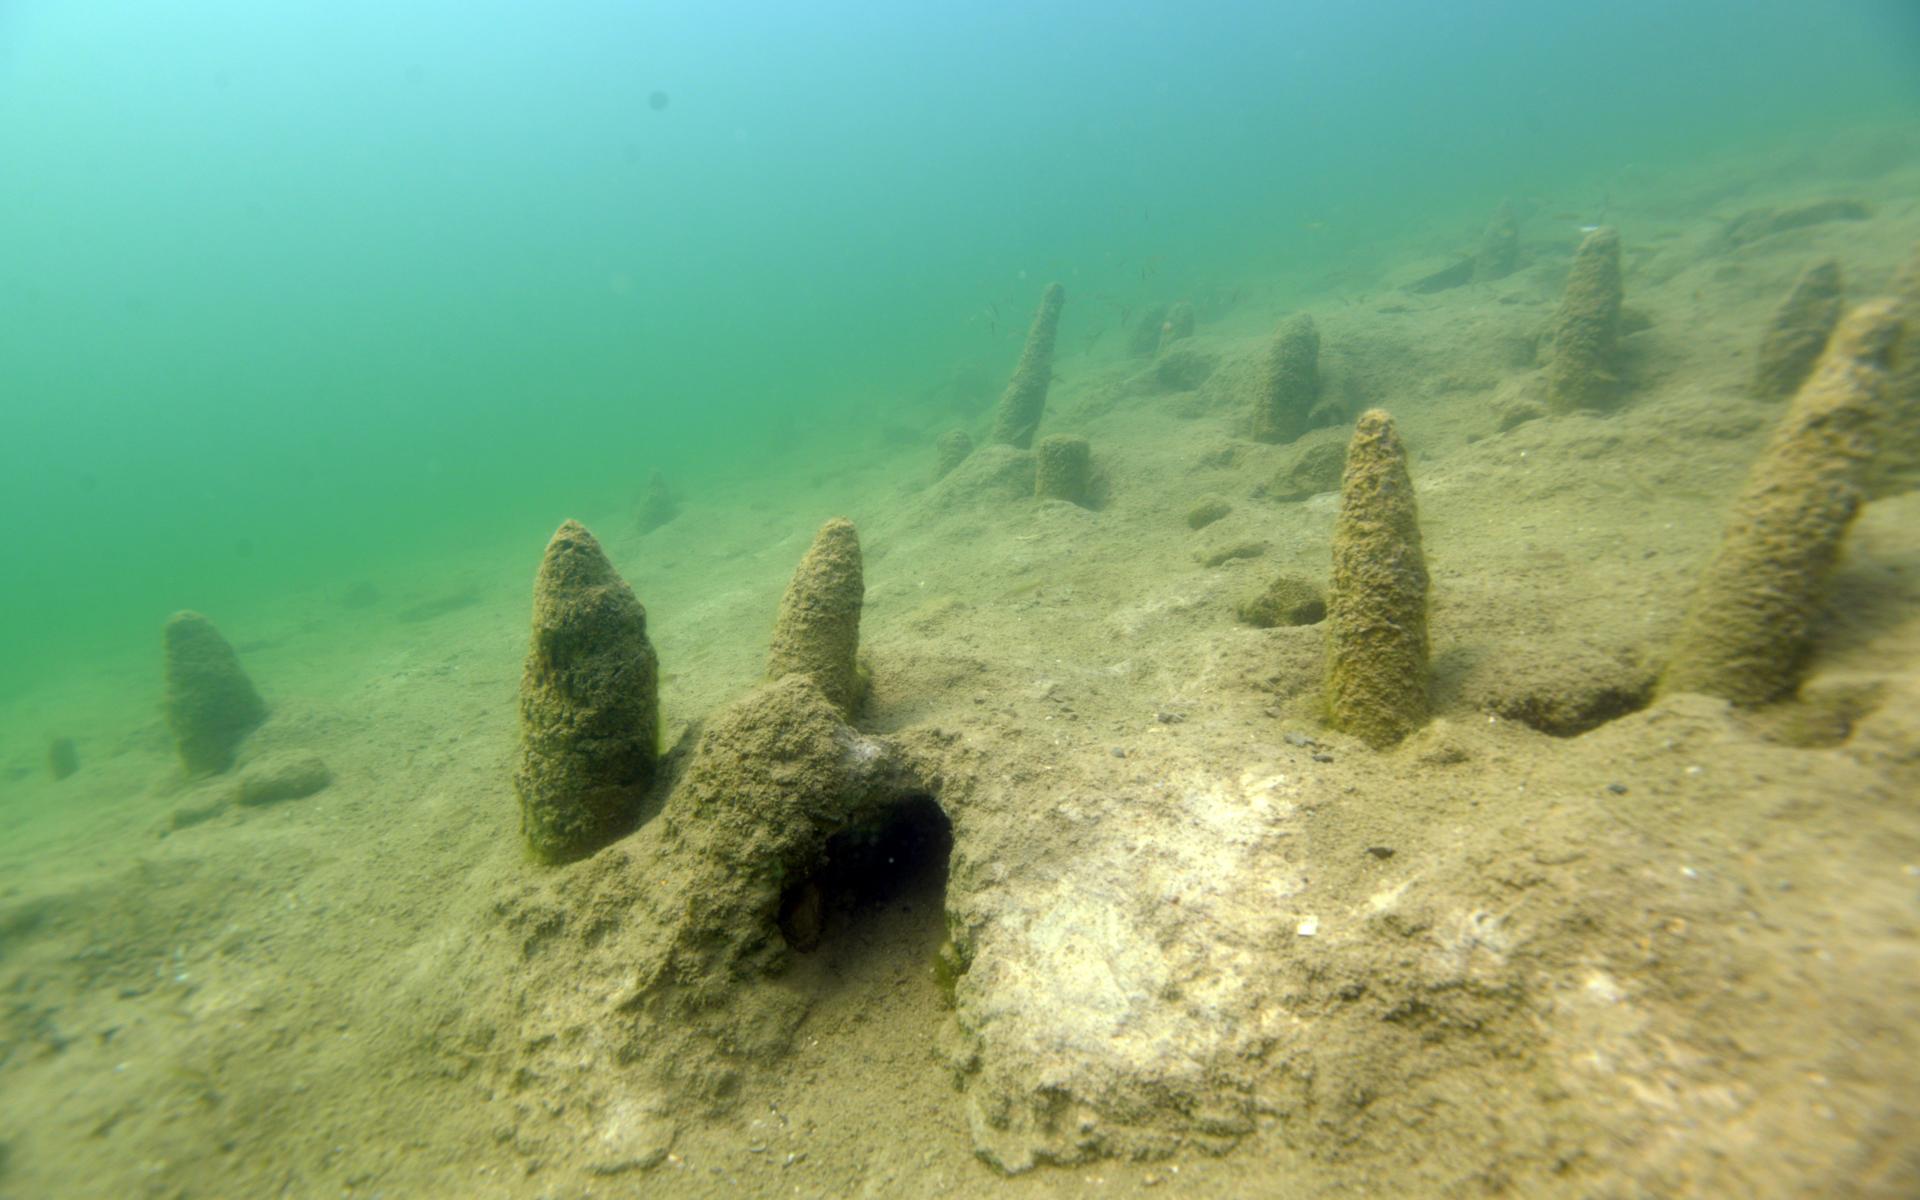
[1,0,1914,700]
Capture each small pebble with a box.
[1311,752,1334,763]
[1606,782,1628,795]
[1283,731,1317,748]
[235,752,333,808]
[1110,746,1126,758]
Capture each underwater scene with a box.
[4,0,1920,1195]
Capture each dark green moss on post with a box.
[1660,301,1901,706]
[1544,226,1624,413]
[1251,314,1320,444]
[767,518,865,715]
[163,611,267,776]
[988,283,1066,449]
[1324,411,1429,748]
[516,520,659,863]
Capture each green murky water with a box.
[0,0,1912,695]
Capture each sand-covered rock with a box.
[1236,574,1326,628]
[1719,197,1870,249]
[919,442,1036,508]
[654,676,928,985]
[1461,640,1654,736]
[1267,433,1346,501]
[234,751,332,806]
[1195,539,1267,568]
[1185,497,1231,529]
[1149,344,1217,392]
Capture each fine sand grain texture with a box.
[2,130,1919,1199]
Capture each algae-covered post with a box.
[1544,225,1624,413]
[515,519,659,863]
[934,429,974,480]
[1659,300,1901,707]
[766,517,866,715]
[1324,410,1429,748]
[1472,198,1519,282]
[1156,300,1195,354]
[1752,258,1844,405]
[47,736,79,781]
[1127,303,1170,357]
[635,469,679,533]
[988,282,1066,449]
[1868,245,1920,500]
[163,611,268,776]
[1250,313,1320,444]
[1034,435,1092,506]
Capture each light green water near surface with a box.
[0,0,1913,706]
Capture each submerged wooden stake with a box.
[1323,410,1429,748]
